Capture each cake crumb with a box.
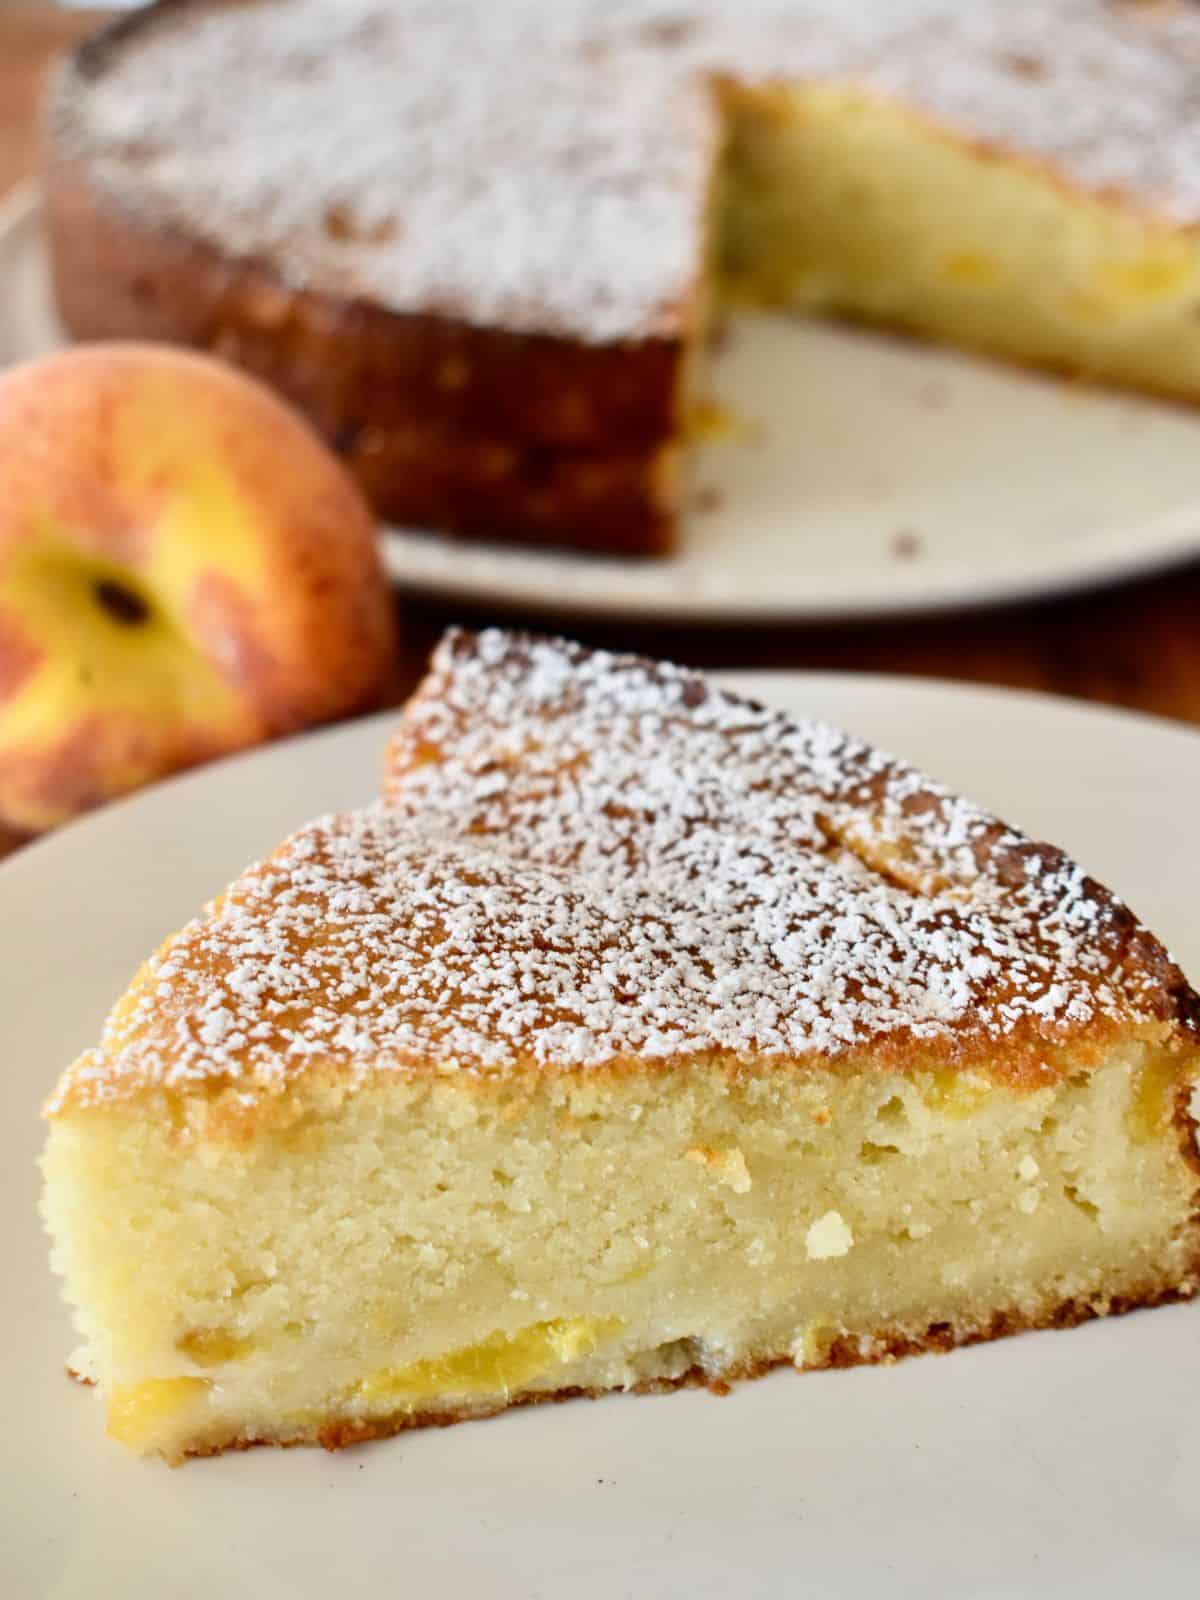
[892,529,923,559]
[685,1144,752,1193]
[806,1210,854,1260]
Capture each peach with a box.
[0,344,397,833]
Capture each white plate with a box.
[4,669,1199,1598]
[7,180,1200,622]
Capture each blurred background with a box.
[3,0,1200,858]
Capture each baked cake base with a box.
[44,1044,1200,1462]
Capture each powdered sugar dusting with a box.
[53,630,1188,1111]
[53,0,1200,345]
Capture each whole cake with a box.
[44,0,1200,555]
[42,631,1200,1461]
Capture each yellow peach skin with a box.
[0,344,397,832]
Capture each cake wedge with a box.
[42,631,1200,1461]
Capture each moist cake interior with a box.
[683,74,1200,471]
[711,81,1200,404]
[44,1038,1197,1460]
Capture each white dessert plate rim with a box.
[3,668,1199,1598]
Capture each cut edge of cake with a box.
[44,0,1200,554]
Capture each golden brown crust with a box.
[384,630,1200,1058]
[39,1027,1190,1139]
[43,124,683,558]
[45,630,1200,1117]
[170,1270,1200,1461]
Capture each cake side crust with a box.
[42,156,688,555]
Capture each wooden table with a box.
[4,3,1200,857]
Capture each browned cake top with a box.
[51,0,1200,345]
[50,630,1197,1113]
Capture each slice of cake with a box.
[45,0,1200,554]
[42,631,1200,1461]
